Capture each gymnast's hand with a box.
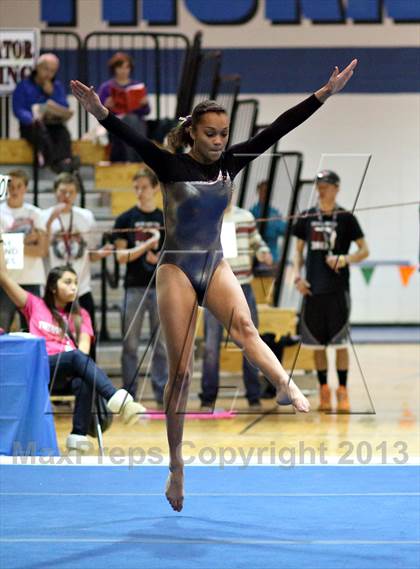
[70,80,109,121]
[315,59,358,102]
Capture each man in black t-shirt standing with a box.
[293,170,369,413]
[114,168,167,406]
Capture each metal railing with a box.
[1,29,193,208]
[0,30,83,140]
[268,152,304,306]
[215,74,241,119]
[227,99,259,207]
[175,31,202,118]
[191,50,222,109]
[82,30,190,129]
[238,124,275,212]
[99,232,121,342]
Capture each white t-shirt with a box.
[0,201,47,285]
[42,206,97,296]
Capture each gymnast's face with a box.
[54,271,78,305]
[190,112,229,164]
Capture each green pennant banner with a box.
[361,266,375,285]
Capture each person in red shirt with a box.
[0,235,145,454]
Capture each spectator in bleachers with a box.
[113,168,167,407]
[0,169,48,331]
[98,52,150,163]
[0,244,146,454]
[250,180,287,264]
[12,53,77,173]
[200,203,272,411]
[42,173,114,359]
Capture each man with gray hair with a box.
[12,53,75,173]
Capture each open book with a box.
[110,83,147,115]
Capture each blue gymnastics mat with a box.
[1,465,419,569]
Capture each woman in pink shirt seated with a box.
[0,236,145,453]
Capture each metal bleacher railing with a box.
[0,29,194,207]
[215,74,241,121]
[269,152,304,306]
[2,29,305,339]
[82,30,191,134]
[228,98,259,207]
[190,50,222,109]
[236,117,303,307]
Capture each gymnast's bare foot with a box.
[276,378,310,413]
[165,465,184,512]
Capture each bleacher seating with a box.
[0,139,106,166]
[0,28,315,386]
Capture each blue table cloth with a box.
[0,334,59,456]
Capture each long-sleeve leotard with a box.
[99,94,323,304]
[99,94,322,183]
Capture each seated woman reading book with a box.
[98,52,150,162]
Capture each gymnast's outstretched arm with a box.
[228,59,358,175]
[70,80,174,176]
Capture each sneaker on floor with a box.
[107,389,147,424]
[66,434,93,455]
[318,384,332,412]
[336,386,350,413]
[200,402,215,413]
[248,400,263,412]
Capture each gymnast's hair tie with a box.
[178,115,192,126]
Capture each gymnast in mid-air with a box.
[71,58,357,511]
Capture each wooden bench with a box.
[0,138,106,166]
[95,162,164,215]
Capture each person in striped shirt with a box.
[200,204,272,410]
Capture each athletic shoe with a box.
[336,386,350,413]
[200,403,214,413]
[318,384,332,412]
[66,434,93,455]
[107,389,147,424]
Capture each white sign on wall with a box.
[0,28,40,94]
[3,232,24,270]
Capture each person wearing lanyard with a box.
[43,173,114,359]
[292,170,369,413]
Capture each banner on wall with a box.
[360,266,375,285]
[398,265,416,287]
[0,29,40,94]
